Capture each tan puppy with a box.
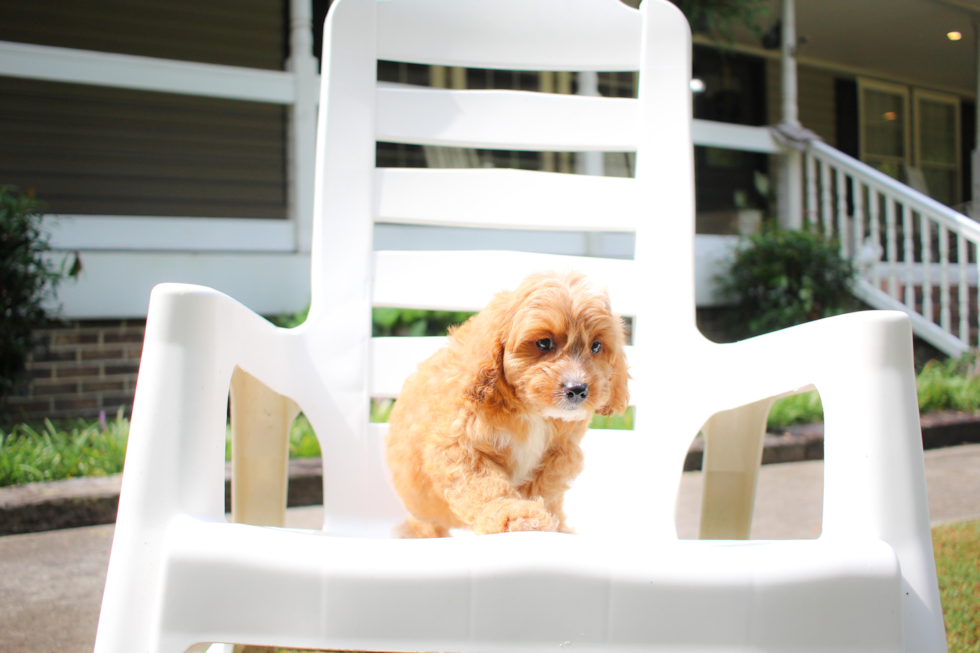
[385,270,630,537]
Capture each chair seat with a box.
[159,517,904,653]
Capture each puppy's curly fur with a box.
[385,270,630,537]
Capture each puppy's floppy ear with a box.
[597,317,631,417]
[465,336,505,405]
[455,290,513,406]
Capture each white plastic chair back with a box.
[303,0,698,539]
[94,1,948,651]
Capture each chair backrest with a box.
[297,0,698,535]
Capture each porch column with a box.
[777,0,804,229]
[287,0,319,253]
[575,71,605,176]
[576,71,605,256]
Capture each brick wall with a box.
[5,320,144,422]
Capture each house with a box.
[1,0,977,420]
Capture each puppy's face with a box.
[500,273,630,421]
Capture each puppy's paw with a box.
[393,517,450,539]
[476,499,559,534]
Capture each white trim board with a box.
[0,40,297,104]
[45,216,296,253]
[2,42,776,154]
[692,120,778,153]
[44,235,737,319]
[45,252,312,319]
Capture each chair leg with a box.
[698,397,776,540]
[229,367,301,528]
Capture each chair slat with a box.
[376,87,636,152]
[371,336,446,398]
[373,250,638,313]
[374,168,638,232]
[376,0,641,71]
[370,336,636,399]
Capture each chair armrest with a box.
[116,283,307,528]
[695,309,942,653]
[700,311,924,538]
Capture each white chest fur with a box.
[507,415,551,486]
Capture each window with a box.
[914,89,961,206]
[858,79,910,180]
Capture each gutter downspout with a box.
[577,71,606,255]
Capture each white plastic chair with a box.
[94,0,948,651]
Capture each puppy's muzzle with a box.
[562,382,589,405]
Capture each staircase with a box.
[803,139,979,357]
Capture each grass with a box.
[932,520,980,652]
[0,411,129,487]
[0,399,633,488]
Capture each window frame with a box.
[913,87,962,206]
[858,77,912,178]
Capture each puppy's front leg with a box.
[520,440,584,534]
[437,446,559,535]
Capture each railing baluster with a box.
[821,160,832,239]
[869,188,881,291]
[886,193,899,301]
[903,202,914,309]
[805,153,816,228]
[922,216,933,327]
[853,181,865,264]
[940,224,951,333]
[804,139,980,352]
[976,242,980,348]
[959,233,969,342]
[836,168,849,256]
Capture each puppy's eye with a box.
[536,338,554,352]
[591,340,602,354]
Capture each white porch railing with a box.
[805,139,979,356]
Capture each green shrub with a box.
[719,227,856,338]
[271,304,475,338]
[372,308,474,337]
[767,391,823,431]
[917,353,980,414]
[668,0,769,40]
[1,187,67,414]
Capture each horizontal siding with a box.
[767,60,837,146]
[0,77,287,219]
[0,0,286,70]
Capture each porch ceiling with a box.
[732,0,980,96]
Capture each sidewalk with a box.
[2,444,979,653]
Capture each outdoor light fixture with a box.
[690,78,705,93]
[948,31,963,40]
[883,111,898,121]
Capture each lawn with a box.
[933,520,980,652]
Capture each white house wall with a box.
[44,219,738,318]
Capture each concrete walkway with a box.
[2,443,979,653]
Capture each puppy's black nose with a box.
[563,382,589,403]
